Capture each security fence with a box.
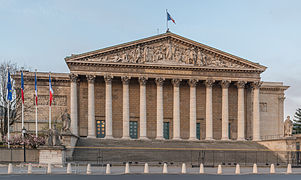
[69,147,301,167]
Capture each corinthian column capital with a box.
[236,81,246,89]
[138,76,148,86]
[86,75,96,83]
[172,78,182,87]
[220,80,231,89]
[204,79,215,88]
[155,77,165,86]
[121,76,131,85]
[104,74,113,83]
[70,73,78,82]
[251,81,263,89]
[188,79,198,87]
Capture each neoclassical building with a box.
[16,32,289,141]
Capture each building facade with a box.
[15,32,289,141]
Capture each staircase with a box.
[69,138,285,166]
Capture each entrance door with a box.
[129,121,138,139]
[96,120,105,138]
[196,123,201,140]
[163,122,169,139]
[228,123,231,139]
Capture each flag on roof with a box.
[167,11,176,24]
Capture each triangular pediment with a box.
[65,32,266,72]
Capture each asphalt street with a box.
[0,174,301,180]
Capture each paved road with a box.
[1,174,301,180]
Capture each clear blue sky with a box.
[0,0,300,118]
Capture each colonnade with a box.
[70,74,262,141]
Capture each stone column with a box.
[122,76,130,139]
[221,80,231,140]
[236,81,246,141]
[252,81,262,141]
[139,77,148,139]
[70,74,78,136]
[104,75,113,139]
[87,75,96,138]
[205,79,215,140]
[155,78,164,140]
[172,78,182,140]
[188,79,198,140]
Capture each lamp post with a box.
[22,127,27,163]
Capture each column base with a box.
[205,137,214,141]
[87,135,96,138]
[156,136,164,140]
[139,136,149,140]
[236,137,246,141]
[252,138,261,141]
[104,135,114,139]
[188,137,198,141]
[121,136,130,140]
[221,137,230,141]
[172,137,182,140]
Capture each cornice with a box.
[67,61,264,73]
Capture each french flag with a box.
[34,72,38,105]
[21,71,24,104]
[167,11,176,24]
[49,74,54,106]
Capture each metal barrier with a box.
[68,147,301,167]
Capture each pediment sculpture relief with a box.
[89,40,249,69]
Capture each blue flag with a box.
[7,70,12,101]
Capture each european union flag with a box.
[7,70,12,101]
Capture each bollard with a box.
[125,162,130,174]
[8,163,13,174]
[235,164,240,174]
[287,164,292,174]
[199,163,204,174]
[163,163,168,174]
[144,163,149,173]
[270,164,275,174]
[106,164,111,174]
[47,163,52,174]
[217,164,222,174]
[181,163,186,174]
[67,163,72,174]
[28,163,32,174]
[252,164,258,174]
[86,164,91,175]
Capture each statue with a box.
[47,124,61,146]
[284,116,293,137]
[61,110,71,133]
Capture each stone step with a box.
[70,138,283,166]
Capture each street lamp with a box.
[22,127,27,163]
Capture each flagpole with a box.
[35,69,38,137]
[166,9,168,32]
[21,67,24,137]
[49,72,51,129]
[6,67,10,149]
[7,101,10,149]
